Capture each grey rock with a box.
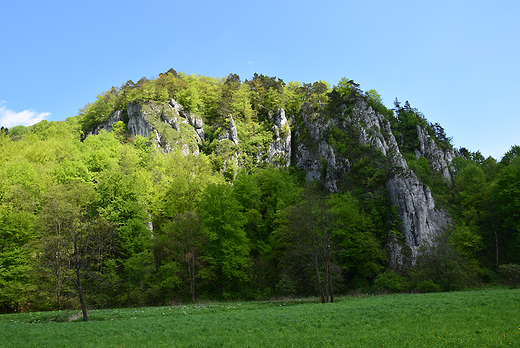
[127,104,153,138]
[352,101,407,169]
[87,110,124,135]
[387,171,450,250]
[170,98,205,140]
[218,115,239,145]
[415,125,458,184]
[294,104,349,192]
[267,108,291,167]
[127,102,200,155]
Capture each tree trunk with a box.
[76,268,88,322]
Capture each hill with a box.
[1,70,519,317]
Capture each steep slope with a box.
[290,97,455,267]
[88,99,204,155]
[88,82,458,268]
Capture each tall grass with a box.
[1,289,519,347]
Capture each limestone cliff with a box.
[90,95,457,266]
[267,108,291,167]
[292,98,455,266]
[89,99,203,156]
[293,104,349,192]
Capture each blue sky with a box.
[1,0,518,159]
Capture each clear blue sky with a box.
[1,0,519,159]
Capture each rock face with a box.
[90,96,456,266]
[352,101,408,169]
[415,125,458,184]
[387,173,450,245]
[349,101,452,261]
[169,99,205,141]
[90,99,204,156]
[218,115,239,145]
[292,99,455,266]
[294,104,350,192]
[267,108,292,167]
[87,110,124,135]
[127,104,154,137]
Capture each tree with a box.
[0,209,36,312]
[498,263,520,289]
[500,145,520,166]
[493,156,520,263]
[277,187,338,303]
[328,193,385,285]
[38,182,115,321]
[413,227,477,292]
[336,77,362,99]
[161,211,205,302]
[198,183,250,297]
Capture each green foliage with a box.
[78,89,120,134]
[392,100,428,153]
[199,184,250,293]
[500,145,520,166]
[2,69,520,312]
[0,209,36,312]
[498,263,520,289]
[413,227,478,292]
[336,77,362,99]
[329,193,386,281]
[493,157,520,249]
[373,269,406,293]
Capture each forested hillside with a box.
[1,69,519,319]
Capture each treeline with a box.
[1,71,519,319]
[0,120,391,316]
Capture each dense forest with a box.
[1,69,519,320]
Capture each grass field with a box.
[1,288,519,347]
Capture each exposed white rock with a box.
[267,108,291,167]
[415,125,458,184]
[87,110,124,135]
[294,104,349,191]
[127,104,153,138]
[218,115,239,145]
[352,101,407,169]
[387,171,450,250]
[170,98,205,141]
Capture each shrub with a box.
[415,280,441,293]
[373,269,406,293]
[498,263,520,289]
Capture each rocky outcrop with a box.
[292,98,455,266]
[294,104,350,192]
[90,99,203,156]
[415,126,458,184]
[267,108,291,167]
[87,110,124,135]
[169,99,205,141]
[218,115,239,145]
[127,104,154,138]
[387,172,450,245]
[352,101,408,169]
[350,102,452,259]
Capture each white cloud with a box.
[0,102,50,128]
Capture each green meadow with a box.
[1,289,519,347]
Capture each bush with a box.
[373,269,406,293]
[415,280,441,293]
[499,263,520,289]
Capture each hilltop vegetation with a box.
[0,69,519,319]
